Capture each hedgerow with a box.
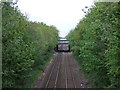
[67,2,120,88]
[2,2,58,88]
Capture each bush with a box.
[2,2,59,88]
[67,2,120,88]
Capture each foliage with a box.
[2,2,59,88]
[67,2,120,88]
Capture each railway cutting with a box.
[34,39,89,88]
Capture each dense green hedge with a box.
[67,2,120,88]
[2,2,58,88]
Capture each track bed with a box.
[34,52,89,88]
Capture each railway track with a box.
[35,52,88,88]
[64,52,67,89]
[67,53,76,89]
[44,52,77,89]
[44,53,61,89]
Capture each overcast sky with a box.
[17,0,94,37]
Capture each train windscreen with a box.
[58,44,69,51]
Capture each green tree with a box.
[67,2,120,88]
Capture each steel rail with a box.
[54,53,61,89]
[64,52,68,89]
[67,52,76,88]
[45,53,58,89]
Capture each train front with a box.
[55,39,70,52]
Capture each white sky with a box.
[17,0,94,37]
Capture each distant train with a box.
[55,39,70,52]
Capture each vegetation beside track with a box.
[2,2,59,88]
[67,2,120,88]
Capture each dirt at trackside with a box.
[33,52,89,88]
